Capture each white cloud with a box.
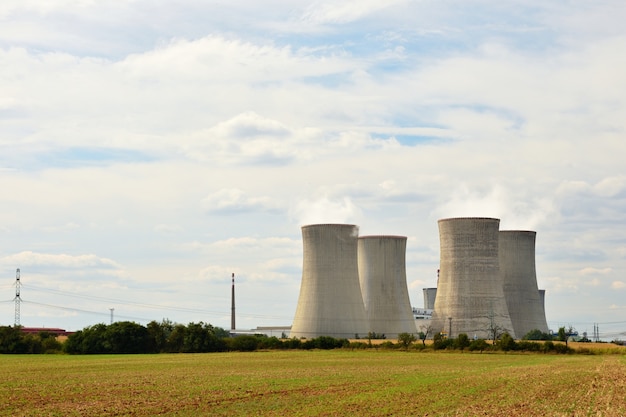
[300,0,408,24]
[544,276,579,294]
[579,267,613,276]
[290,196,363,226]
[611,281,625,290]
[42,222,81,233]
[593,176,626,197]
[0,251,121,269]
[153,224,182,234]
[202,188,279,213]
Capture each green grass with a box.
[1,350,625,416]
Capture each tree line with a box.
[0,322,605,355]
[0,321,350,354]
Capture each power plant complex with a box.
[290,218,549,340]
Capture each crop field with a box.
[1,350,625,416]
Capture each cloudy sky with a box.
[1,0,625,340]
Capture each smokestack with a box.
[231,273,235,331]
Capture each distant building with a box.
[20,327,72,337]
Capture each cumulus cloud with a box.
[611,281,625,290]
[202,188,280,214]
[435,182,555,228]
[212,237,298,250]
[544,276,579,294]
[290,196,363,226]
[211,112,291,138]
[153,224,182,234]
[301,0,407,24]
[0,251,121,269]
[593,176,626,197]
[579,267,613,275]
[42,222,81,233]
[180,113,403,165]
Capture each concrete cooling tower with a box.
[423,288,437,310]
[538,289,548,330]
[499,231,549,338]
[431,217,515,339]
[290,224,369,339]
[357,236,417,338]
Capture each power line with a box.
[21,283,227,316]
[19,283,290,320]
[24,300,154,323]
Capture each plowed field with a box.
[1,350,625,416]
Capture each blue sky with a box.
[1,0,625,340]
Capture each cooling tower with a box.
[538,289,547,331]
[431,217,515,339]
[357,236,417,338]
[423,288,437,310]
[500,231,549,338]
[290,224,369,339]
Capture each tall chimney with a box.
[231,273,235,331]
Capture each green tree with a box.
[497,333,517,351]
[104,321,152,354]
[397,332,416,350]
[418,324,432,346]
[522,329,552,340]
[80,323,108,354]
[38,331,62,353]
[182,322,225,353]
[230,335,259,351]
[147,319,175,353]
[0,326,24,353]
[166,324,187,352]
[468,338,489,352]
[455,333,470,351]
[558,326,575,348]
[433,332,453,350]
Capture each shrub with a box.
[455,334,470,351]
[283,338,301,349]
[468,339,489,352]
[230,335,259,352]
[517,341,542,352]
[542,340,554,353]
[257,336,283,350]
[497,333,517,351]
[316,336,349,349]
[523,329,553,341]
[379,341,396,350]
[433,333,453,350]
[398,332,417,349]
[553,343,572,354]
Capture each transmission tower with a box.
[14,268,21,327]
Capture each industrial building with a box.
[357,235,416,339]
